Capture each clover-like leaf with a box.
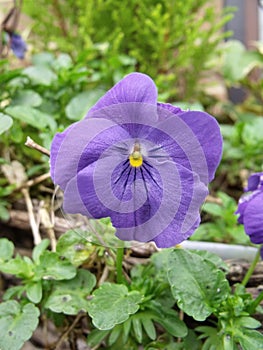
[87,283,142,330]
[0,301,39,350]
[167,249,230,321]
[34,251,76,281]
[45,269,96,315]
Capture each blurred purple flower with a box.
[50,73,222,247]
[9,33,27,59]
[236,172,263,246]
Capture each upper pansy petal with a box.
[243,191,263,244]
[50,118,129,190]
[158,104,223,182]
[87,73,157,116]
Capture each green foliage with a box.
[23,0,233,100]
[45,269,96,315]
[0,301,39,350]
[167,249,230,321]
[0,113,13,135]
[0,236,262,349]
[87,283,142,329]
[191,192,249,244]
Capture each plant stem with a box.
[241,245,262,287]
[116,247,124,284]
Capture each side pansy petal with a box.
[246,172,263,191]
[158,104,223,183]
[50,118,129,190]
[87,73,158,116]
[243,191,263,244]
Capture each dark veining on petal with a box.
[142,161,161,189]
[113,159,130,184]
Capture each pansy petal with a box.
[64,148,207,243]
[157,104,222,182]
[10,33,27,59]
[87,73,157,116]
[246,172,263,191]
[153,218,201,248]
[235,191,259,224]
[50,118,130,190]
[243,191,263,244]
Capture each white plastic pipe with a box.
[180,241,259,262]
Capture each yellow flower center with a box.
[129,143,143,167]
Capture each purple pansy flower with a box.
[50,73,222,247]
[236,172,263,245]
[9,33,27,59]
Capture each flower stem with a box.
[116,247,124,284]
[241,245,262,287]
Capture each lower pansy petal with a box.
[153,218,201,248]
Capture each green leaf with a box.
[154,309,188,338]
[65,90,104,120]
[45,269,96,315]
[6,106,56,130]
[0,238,14,261]
[3,286,25,301]
[142,317,156,340]
[87,329,110,348]
[236,328,263,350]
[56,230,95,266]
[0,203,10,221]
[11,90,42,107]
[173,101,204,111]
[0,301,39,350]
[132,315,143,343]
[0,255,34,278]
[26,281,42,303]
[222,40,262,82]
[34,251,76,281]
[0,113,13,135]
[191,250,228,272]
[88,283,142,330]
[32,239,50,264]
[32,52,55,66]
[242,118,263,146]
[23,66,57,86]
[235,316,261,329]
[108,325,122,346]
[167,249,230,321]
